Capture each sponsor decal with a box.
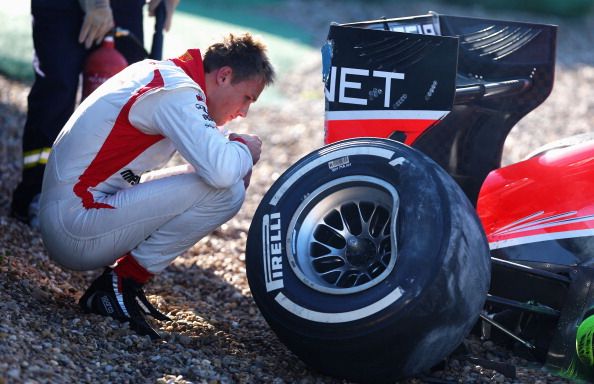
[425,80,438,101]
[325,66,405,107]
[263,213,284,292]
[120,169,141,185]
[368,87,383,102]
[387,22,438,35]
[100,296,114,314]
[328,156,351,172]
[86,74,111,86]
[392,94,407,109]
[177,51,193,62]
[202,114,215,123]
[193,101,217,129]
[389,156,406,167]
[270,147,396,206]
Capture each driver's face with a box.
[207,71,265,126]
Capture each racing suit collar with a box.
[170,49,207,95]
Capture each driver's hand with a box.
[78,0,114,49]
[229,133,262,165]
[147,0,180,32]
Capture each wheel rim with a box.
[287,176,399,295]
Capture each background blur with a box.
[1,0,593,81]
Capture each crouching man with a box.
[38,33,275,339]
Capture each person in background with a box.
[11,0,179,228]
[39,33,275,339]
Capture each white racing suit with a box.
[39,49,253,273]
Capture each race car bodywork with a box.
[324,13,556,203]
[246,12,594,382]
[323,12,594,380]
[478,137,594,379]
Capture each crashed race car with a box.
[244,12,594,383]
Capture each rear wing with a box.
[323,18,458,145]
[324,13,557,203]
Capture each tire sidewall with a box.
[246,138,453,336]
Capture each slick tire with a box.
[246,138,491,383]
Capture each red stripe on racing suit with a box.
[73,70,165,209]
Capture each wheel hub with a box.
[346,237,376,268]
[287,176,400,295]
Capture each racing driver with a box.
[37,33,275,339]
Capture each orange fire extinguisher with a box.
[82,35,128,100]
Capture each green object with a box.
[576,314,594,366]
[553,313,594,383]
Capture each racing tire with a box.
[246,138,491,383]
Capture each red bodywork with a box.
[324,111,447,145]
[477,141,594,250]
[326,117,594,255]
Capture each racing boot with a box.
[78,254,171,339]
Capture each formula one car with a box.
[245,12,594,383]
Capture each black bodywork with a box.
[329,13,556,203]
